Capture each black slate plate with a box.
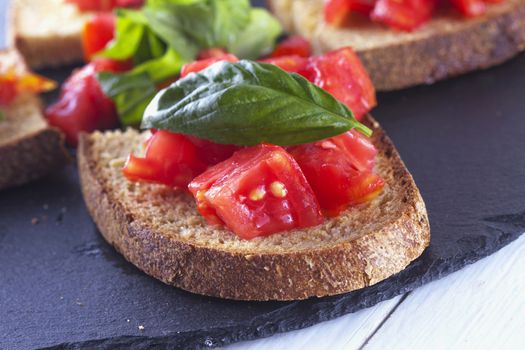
[1,1,525,349]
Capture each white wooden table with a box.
[223,233,525,350]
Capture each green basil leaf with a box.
[228,8,282,60]
[142,5,200,61]
[132,48,186,83]
[98,71,157,126]
[0,109,5,122]
[211,0,250,48]
[142,60,371,146]
[99,10,147,61]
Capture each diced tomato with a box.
[300,47,376,120]
[370,0,436,31]
[0,70,56,106]
[189,144,324,239]
[288,130,384,216]
[197,48,228,60]
[269,36,311,58]
[66,0,144,12]
[45,58,127,146]
[185,136,240,166]
[91,57,133,72]
[260,55,309,73]
[351,0,377,14]
[123,130,207,188]
[0,78,18,106]
[450,0,487,17]
[82,14,116,62]
[180,54,239,78]
[325,0,352,26]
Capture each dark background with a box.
[1,0,524,349]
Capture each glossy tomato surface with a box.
[371,0,436,31]
[324,0,352,26]
[289,130,384,216]
[269,36,311,58]
[260,55,309,73]
[189,144,324,239]
[67,0,144,12]
[82,13,116,62]
[0,78,17,106]
[180,54,239,78]
[450,0,487,17]
[300,47,376,120]
[185,136,240,166]
[123,130,207,188]
[46,58,128,146]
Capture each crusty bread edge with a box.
[78,116,430,301]
[0,125,70,190]
[268,0,525,91]
[8,0,85,69]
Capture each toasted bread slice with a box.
[0,49,68,190]
[78,115,430,301]
[9,0,92,69]
[268,0,525,90]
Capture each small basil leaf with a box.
[142,60,371,146]
[228,9,282,60]
[132,48,186,83]
[98,71,157,126]
[99,10,147,61]
[211,0,250,48]
[142,5,200,61]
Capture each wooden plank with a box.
[224,296,403,350]
[363,234,525,350]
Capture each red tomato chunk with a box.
[67,0,144,12]
[300,47,376,121]
[324,0,503,31]
[189,144,324,239]
[289,130,384,216]
[82,14,116,62]
[0,78,17,106]
[269,36,311,58]
[260,55,308,73]
[122,130,239,188]
[46,58,129,146]
[180,54,239,78]
[123,130,207,188]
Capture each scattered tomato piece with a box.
[185,136,240,166]
[189,144,324,239]
[46,58,128,146]
[300,47,376,120]
[0,77,17,106]
[289,130,384,216]
[123,130,207,188]
[82,13,116,62]
[0,69,56,106]
[67,0,144,12]
[371,0,436,31]
[324,0,353,26]
[180,54,239,78]
[260,55,309,73]
[269,36,311,58]
[450,0,487,17]
[197,48,229,60]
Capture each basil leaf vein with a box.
[142,60,371,146]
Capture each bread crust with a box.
[0,127,69,190]
[78,116,430,301]
[9,0,90,69]
[268,0,525,90]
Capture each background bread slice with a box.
[0,49,68,190]
[78,116,430,301]
[268,0,525,90]
[9,0,92,69]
